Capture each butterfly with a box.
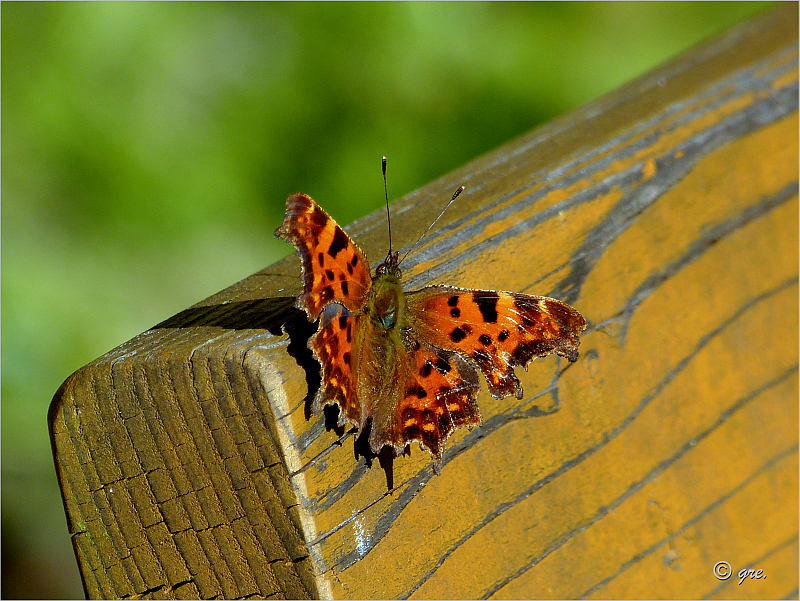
[275,182,586,474]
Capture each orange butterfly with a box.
[276,180,586,474]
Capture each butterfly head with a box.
[374,250,402,279]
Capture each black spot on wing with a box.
[404,421,420,439]
[407,383,427,399]
[328,226,349,258]
[448,295,459,307]
[450,327,467,343]
[341,281,349,297]
[474,291,499,323]
[433,356,451,374]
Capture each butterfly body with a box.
[276,192,586,473]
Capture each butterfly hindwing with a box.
[275,193,372,319]
[310,303,362,427]
[370,335,480,474]
[406,286,587,399]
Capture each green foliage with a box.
[1,2,773,597]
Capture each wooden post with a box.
[50,5,798,599]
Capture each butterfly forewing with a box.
[405,286,587,399]
[275,193,372,319]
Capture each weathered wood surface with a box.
[50,5,798,599]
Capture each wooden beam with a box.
[50,4,798,598]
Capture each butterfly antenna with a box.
[383,156,392,258]
[399,185,465,265]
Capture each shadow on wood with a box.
[50,4,798,599]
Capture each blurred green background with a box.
[2,2,775,598]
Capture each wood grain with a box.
[50,4,798,599]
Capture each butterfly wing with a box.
[310,303,363,427]
[405,286,587,400]
[275,193,372,319]
[369,333,480,474]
